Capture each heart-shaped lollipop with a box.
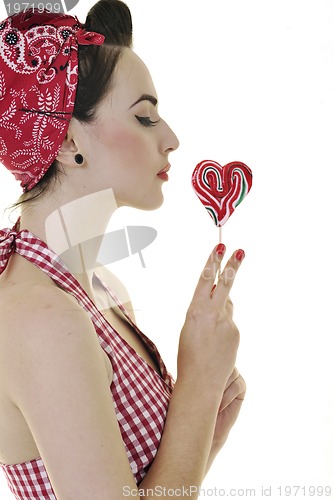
[192,160,252,227]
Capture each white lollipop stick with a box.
[218,225,222,278]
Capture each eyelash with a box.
[135,115,160,127]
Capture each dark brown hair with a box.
[10,0,133,210]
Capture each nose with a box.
[162,120,180,153]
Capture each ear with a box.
[56,120,81,166]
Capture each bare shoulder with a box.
[0,281,95,341]
[0,282,110,397]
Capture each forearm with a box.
[139,377,222,499]
[204,440,226,477]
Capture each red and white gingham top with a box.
[0,220,174,499]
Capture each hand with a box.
[177,244,245,397]
[213,367,246,449]
[204,367,246,474]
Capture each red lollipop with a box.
[192,160,253,229]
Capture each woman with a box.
[0,0,246,498]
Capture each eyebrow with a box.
[129,94,158,109]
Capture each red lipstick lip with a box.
[157,163,171,175]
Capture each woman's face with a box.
[77,48,179,210]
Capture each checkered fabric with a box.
[0,220,174,499]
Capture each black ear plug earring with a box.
[75,153,84,165]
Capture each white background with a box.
[1,0,333,497]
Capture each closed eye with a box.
[135,115,160,127]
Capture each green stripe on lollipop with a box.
[235,169,247,207]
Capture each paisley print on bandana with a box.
[0,9,104,192]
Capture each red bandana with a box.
[0,9,105,192]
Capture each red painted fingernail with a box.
[235,249,245,262]
[216,243,226,255]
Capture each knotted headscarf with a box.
[0,9,105,192]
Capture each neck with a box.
[19,187,119,298]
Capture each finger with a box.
[192,244,227,301]
[224,367,239,390]
[225,295,234,317]
[219,374,246,413]
[213,249,245,304]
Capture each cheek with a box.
[97,124,151,169]
[89,123,158,204]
